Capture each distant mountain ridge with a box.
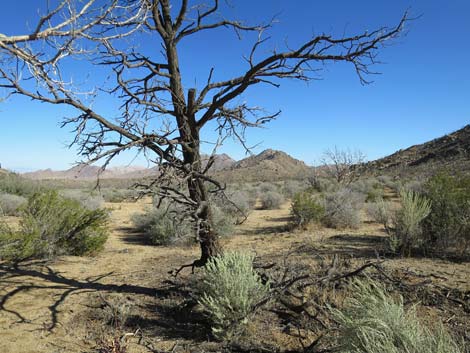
[363,124,470,176]
[21,150,312,182]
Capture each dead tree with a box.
[0,0,408,266]
[322,146,367,185]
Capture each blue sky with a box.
[0,0,469,171]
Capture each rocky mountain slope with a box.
[364,124,470,176]
[213,149,313,182]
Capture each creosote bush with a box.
[290,191,324,228]
[332,278,462,353]
[0,190,108,261]
[198,251,269,341]
[259,191,284,210]
[323,189,364,229]
[423,173,470,255]
[393,189,431,256]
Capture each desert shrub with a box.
[132,204,192,245]
[258,182,278,194]
[59,189,104,210]
[259,191,284,210]
[332,278,462,353]
[0,173,42,197]
[350,179,384,202]
[211,204,235,237]
[198,251,269,340]
[366,198,392,231]
[322,189,364,229]
[422,174,470,255]
[404,179,425,194]
[290,191,324,228]
[0,193,27,216]
[0,190,108,261]
[282,180,305,198]
[101,188,139,202]
[100,294,132,329]
[393,189,431,256]
[309,177,339,193]
[377,175,395,188]
[212,190,254,221]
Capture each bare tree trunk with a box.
[183,141,221,265]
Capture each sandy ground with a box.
[0,200,469,353]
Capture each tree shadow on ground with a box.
[115,226,152,245]
[297,233,387,259]
[0,261,162,333]
[243,215,293,235]
[0,261,211,344]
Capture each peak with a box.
[258,149,285,157]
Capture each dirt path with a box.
[1,200,469,353]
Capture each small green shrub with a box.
[198,251,269,340]
[322,189,364,229]
[332,278,462,353]
[0,190,108,261]
[259,191,284,210]
[0,193,27,216]
[290,191,324,228]
[423,173,470,255]
[393,189,431,256]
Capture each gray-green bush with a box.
[132,203,192,245]
[198,251,269,340]
[322,189,364,229]
[0,193,27,216]
[59,189,104,210]
[259,191,284,210]
[332,278,462,353]
[0,191,109,261]
[366,198,392,231]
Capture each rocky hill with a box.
[212,149,313,182]
[364,124,470,176]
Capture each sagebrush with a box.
[332,278,462,353]
[198,251,269,340]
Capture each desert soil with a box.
[0,200,469,353]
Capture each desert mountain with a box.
[213,149,313,182]
[22,153,235,180]
[364,124,470,176]
[21,150,310,182]
[23,165,159,180]
[202,153,236,171]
